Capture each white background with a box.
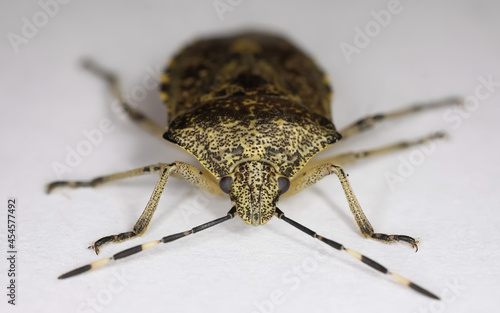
[1,0,499,312]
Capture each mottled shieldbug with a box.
[48,32,461,299]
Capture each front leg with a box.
[47,162,223,254]
[88,164,173,254]
[288,163,418,250]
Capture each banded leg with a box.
[275,208,439,299]
[47,164,165,194]
[301,131,446,170]
[47,162,223,253]
[47,162,222,195]
[82,59,165,138]
[59,207,236,279]
[288,163,418,249]
[340,97,462,140]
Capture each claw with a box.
[46,181,68,194]
[88,244,100,255]
[371,233,420,251]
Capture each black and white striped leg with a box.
[59,207,237,279]
[275,208,439,300]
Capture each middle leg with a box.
[339,96,461,140]
[302,131,447,170]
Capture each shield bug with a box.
[48,32,461,299]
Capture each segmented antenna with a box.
[59,207,237,279]
[59,206,440,300]
[274,208,439,300]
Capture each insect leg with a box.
[302,131,446,169]
[274,208,439,299]
[48,162,223,253]
[47,164,168,194]
[88,164,173,254]
[59,207,236,279]
[287,163,418,249]
[82,59,165,138]
[89,162,223,253]
[339,97,462,140]
[47,162,222,195]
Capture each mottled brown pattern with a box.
[164,97,339,178]
[229,161,280,226]
[161,32,341,225]
[162,32,340,178]
[162,32,333,123]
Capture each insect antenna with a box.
[58,207,237,279]
[275,208,440,300]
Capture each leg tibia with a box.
[48,162,224,254]
[288,163,418,249]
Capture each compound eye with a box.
[277,177,290,194]
[219,176,233,194]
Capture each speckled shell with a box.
[161,32,341,179]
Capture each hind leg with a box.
[83,59,165,138]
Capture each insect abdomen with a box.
[161,32,333,123]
